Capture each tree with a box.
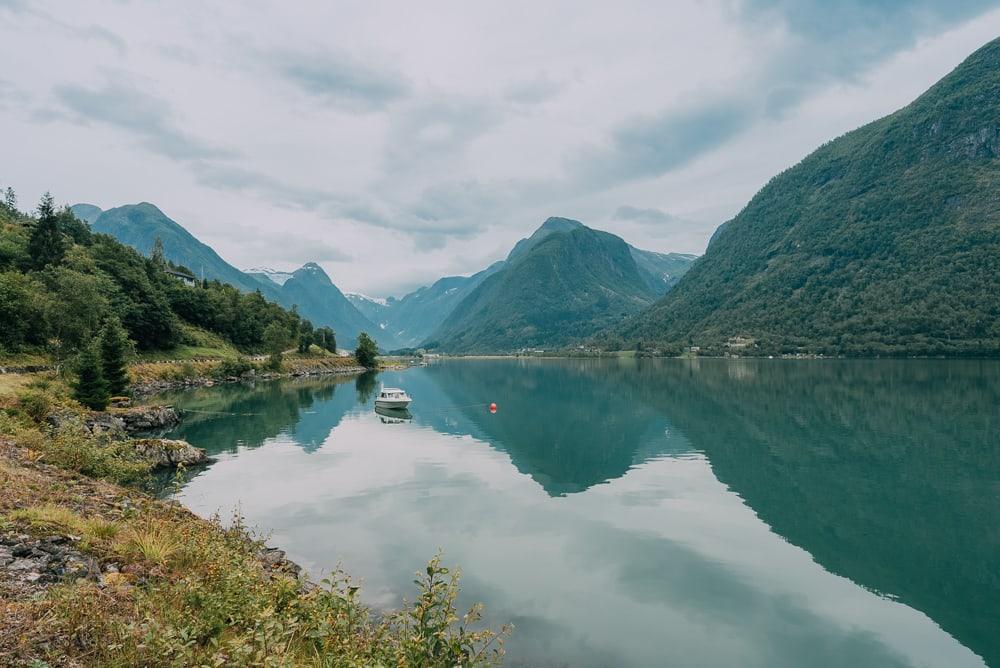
[355,331,378,369]
[28,192,66,269]
[316,326,336,353]
[151,236,165,265]
[3,187,15,211]
[297,319,314,354]
[99,316,131,396]
[73,340,109,410]
[262,321,288,369]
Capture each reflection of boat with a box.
[375,387,412,409]
[375,406,412,423]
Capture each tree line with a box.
[0,189,348,405]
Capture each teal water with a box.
[152,359,999,667]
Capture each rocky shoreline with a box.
[131,363,369,396]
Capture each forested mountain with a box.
[429,223,658,352]
[272,263,378,349]
[508,217,696,297]
[82,203,272,297]
[612,36,1000,356]
[76,203,380,349]
[1,197,302,355]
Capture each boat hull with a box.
[375,399,411,409]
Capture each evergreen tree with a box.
[99,317,131,396]
[73,340,109,410]
[3,187,15,211]
[151,236,166,265]
[316,326,336,353]
[297,320,314,353]
[27,192,66,269]
[355,331,379,369]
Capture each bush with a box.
[18,390,52,422]
[213,357,254,379]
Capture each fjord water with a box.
[153,359,999,667]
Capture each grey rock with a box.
[133,438,209,468]
[8,558,41,572]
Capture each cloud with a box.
[80,25,127,54]
[52,79,233,160]
[503,73,566,105]
[613,205,677,225]
[569,97,753,187]
[272,48,411,111]
[568,0,998,189]
[383,95,505,175]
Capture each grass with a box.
[0,380,509,666]
[136,323,242,362]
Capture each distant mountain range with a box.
[75,201,698,354]
[72,202,380,349]
[429,219,673,352]
[612,35,1000,356]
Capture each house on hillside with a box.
[165,268,196,287]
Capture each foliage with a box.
[355,331,379,368]
[611,37,1000,357]
[314,325,337,353]
[297,319,314,353]
[99,316,132,396]
[262,321,288,369]
[27,193,66,270]
[214,356,255,379]
[73,341,109,410]
[0,195,305,357]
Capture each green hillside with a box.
[429,224,655,352]
[613,37,1000,356]
[81,203,380,350]
[1,197,302,357]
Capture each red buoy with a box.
[489,402,498,414]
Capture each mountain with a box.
[508,216,696,297]
[245,267,294,286]
[88,203,271,297]
[81,202,380,349]
[380,262,506,348]
[615,37,1000,356]
[69,203,102,225]
[345,293,391,323]
[278,263,381,349]
[429,222,658,352]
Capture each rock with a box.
[12,544,32,558]
[132,438,209,468]
[0,546,12,566]
[8,557,41,571]
[115,406,181,434]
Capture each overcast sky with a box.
[2,1,999,296]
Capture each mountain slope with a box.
[616,37,1000,356]
[69,203,102,225]
[84,203,380,348]
[508,216,696,297]
[279,263,379,349]
[381,262,505,348]
[430,225,656,352]
[89,203,272,297]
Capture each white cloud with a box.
[1,0,998,295]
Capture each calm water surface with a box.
[151,359,999,668]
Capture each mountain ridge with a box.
[610,36,1000,356]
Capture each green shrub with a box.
[214,357,254,379]
[18,390,52,422]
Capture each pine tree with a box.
[355,332,379,369]
[99,317,131,396]
[73,340,109,410]
[27,192,66,269]
[3,187,15,211]
[151,236,166,265]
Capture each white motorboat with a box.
[375,387,412,409]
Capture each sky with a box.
[2,1,999,296]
